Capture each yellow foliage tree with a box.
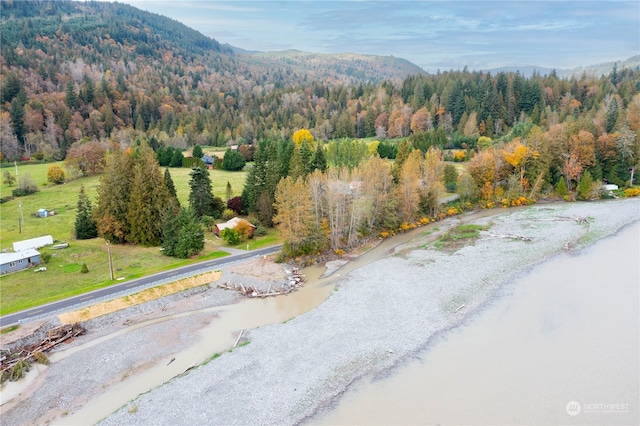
[292,128,314,148]
[46,164,65,184]
[501,138,539,192]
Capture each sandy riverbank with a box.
[1,199,638,426]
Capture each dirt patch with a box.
[227,256,287,282]
[57,271,222,324]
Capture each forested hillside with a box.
[2,0,640,259]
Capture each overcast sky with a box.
[122,0,639,72]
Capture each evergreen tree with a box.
[1,72,22,104]
[10,89,26,145]
[164,167,179,204]
[300,140,313,175]
[126,142,169,246]
[94,148,135,243]
[75,185,98,240]
[576,170,594,200]
[192,144,203,159]
[310,142,328,173]
[162,207,204,258]
[188,165,216,218]
[605,100,618,133]
[226,181,232,201]
[221,148,246,171]
[65,77,78,110]
[170,149,184,167]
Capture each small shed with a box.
[214,217,256,237]
[0,249,41,274]
[13,235,53,252]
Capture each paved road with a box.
[0,245,282,328]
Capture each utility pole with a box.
[15,161,22,233]
[106,240,114,280]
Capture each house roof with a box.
[0,249,40,265]
[215,217,256,232]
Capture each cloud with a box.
[119,0,639,71]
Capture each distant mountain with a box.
[485,56,640,78]
[252,50,426,84]
[562,55,640,78]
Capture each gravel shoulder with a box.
[1,199,638,426]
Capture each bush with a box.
[227,196,243,214]
[12,173,39,197]
[220,228,240,245]
[40,252,52,264]
[2,171,16,186]
[221,208,236,221]
[254,225,268,236]
[624,187,640,197]
[46,165,65,184]
[80,263,89,273]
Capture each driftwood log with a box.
[0,323,86,379]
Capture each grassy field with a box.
[0,161,273,316]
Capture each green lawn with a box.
[0,162,273,316]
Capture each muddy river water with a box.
[314,222,640,425]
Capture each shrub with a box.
[40,252,52,264]
[234,221,254,240]
[46,165,65,184]
[12,173,39,197]
[221,208,236,221]
[624,188,640,197]
[254,225,268,236]
[80,263,89,273]
[2,171,16,186]
[220,228,240,245]
[33,351,50,365]
[227,196,243,214]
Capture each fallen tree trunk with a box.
[1,324,86,382]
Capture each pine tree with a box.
[310,142,328,173]
[189,165,216,218]
[164,167,179,205]
[126,142,169,246]
[65,77,78,110]
[75,185,98,240]
[94,148,135,243]
[162,207,204,258]
[605,100,618,133]
[226,181,232,201]
[192,144,203,159]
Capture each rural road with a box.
[0,245,282,328]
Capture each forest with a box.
[1,0,639,259]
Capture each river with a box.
[314,221,640,425]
